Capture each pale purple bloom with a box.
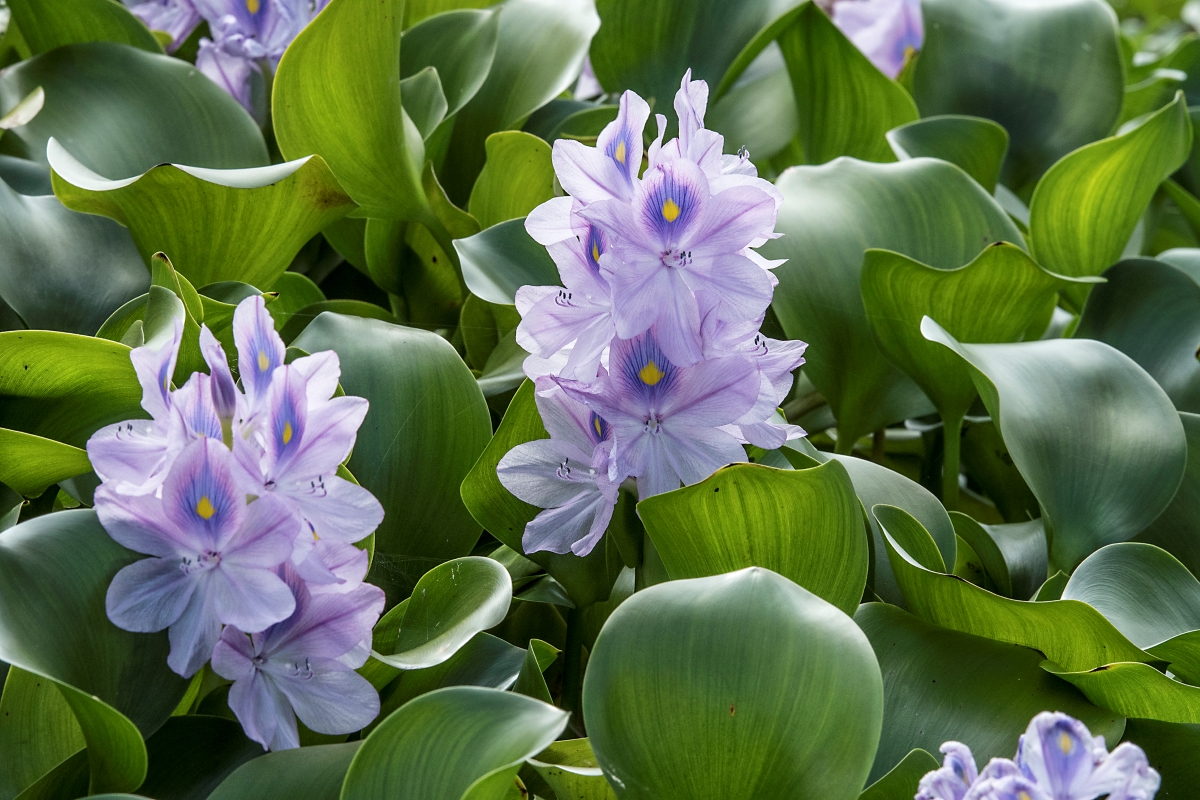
[123,0,201,52]
[98,437,297,677]
[233,294,285,420]
[556,331,758,497]
[831,0,923,79]
[212,570,383,751]
[574,56,604,101]
[553,90,650,205]
[498,379,620,556]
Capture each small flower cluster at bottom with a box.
[918,711,1160,800]
[88,295,385,750]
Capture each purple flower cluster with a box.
[830,0,924,79]
[88,296,385,751]
[498,72,806,557]
[918,712,1160,800]
[122,0,323,113]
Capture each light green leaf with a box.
[292,313,492,602]
[950,514,1047,601]
[49,141,354,290]
[342,687,569,800]
[858,749,939,800]
[5,0,161,55]
[468,132,554,230]
[455,217,559,305]
[636,462,869,616]
[0,429,91,498]
[886,115,1009,193]
[1045,661,1200,724]
[528,739,616,800]
[0,43,266,177]
[1029,92,1192,309]
[922,318,1187,570]
[401,9,499,118]
[266,272,326,333]
[764,157,1022,448]
[208,742,360,800]
[0,666,85,800]
[583,568,883,800]
[400,68,449,140]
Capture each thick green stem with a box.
[834,429,856,455]
[562,605,586,735]
[942,413,964,511]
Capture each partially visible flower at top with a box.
[574,56,604,101]
[916,711,1160,800]
[212,568,383,751]
[831,0,923,79]
[123,0,202,52]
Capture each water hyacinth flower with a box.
[917,711,1160,800]
[123,0,202,52]
[212,570,384,750]
[831,0,924,79]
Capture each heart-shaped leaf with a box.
[886,115,1009,193]
[467,132,554,230]
[455,217,559,306]
[208,742,361,800]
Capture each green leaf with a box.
[1029,92,1192,309]
[1045,662,1200,724]
[440,0,598,202]
[1076,258,1200,413]
[922,317,1188,570]
[460,380,621,607]
[857,749,939,800]
[874,503,1153,672]
[706,49,798,164]
[0,178,146,334]
[278,300,399,345]
[468,132,554,230]
[0,87,45,130]
[49,141,354,290]
[764,157,1022,448]
[528,739,617,800]
[272,0,429,222]
[584,568,882,799]
[266,272,326,334]
[4,0,161,55]
[342,687,569,800]
[1135,412,1200,579]
[0,429,91,498]
[1121,719,1200,798]
[0,511,190,792]
[0,666,86,799]
[0,43,267,177]
[292,313,492,602]
[636,462,869,616]
[886,115,1009,193]
[855,602,1125,784]
[455,217,559,306]
[950,514,1047,601]
[511,639,557,704]
[208,743,360,800]
[138,716,262,800]
[401,9,499,118]
[0,331,141,448]
[777,3,917,164]
[911,0,1125,195]
[400,68,449,140]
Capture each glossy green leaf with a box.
[528,739,616,800]
[468,132,554,230]
[460,380,621,607]
[440,0,598,202]
[706,47,798,164]
[0,87,44,131]
[923,318,1187,570]
[0,177,146,334]
[273,0,429,222]
[0,43,267,177]
[959,419,1041,524]
[266,272,326,333]
[292,313,492,602]
[208,743,359,800]
[0,666,85,799]
[764,157,1022,448]
[583,568,883,800]
[49,140,355,289]
[279,300,398,344]
[342,686,569,800]
[401,9,499,118]
[1029,92,1192,309]
[875,503,1153,672]
[0,429,90,497]
[637,462,868,616]
[1135,412,1200,579]
[5,0,161,55]
[1121,719,1200,798]
[0,331,142,448]
[401,68,449,141]
[858,749,939,800]
[856,602,1124,783]
[886,115,1009,193]
[455,218,559,306]
[950,513,1047,601]
[137,716,261,800]
[777,3,917,164]
[1045,662,1200,724]
[1076,258,1200,412]
[911,0,1124,195]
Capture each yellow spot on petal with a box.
[196,496,215,520]
[1019,792,1031,800]
[1059,732,1073,753]
[593,416,603,437]
[639,360,664,385]
[615,140,626,164]
[282,421,293,445]
[257,350,269,372]
[592,241,600,264]
[662,198,680,223]
[312,529,320,541]
[247,0,259,13]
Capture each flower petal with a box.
[167,589,223,677]
[129,316,182,420]
[234,294,286,411]
[280,474,384,544]
[210,565,296,633]
[498,439,601,508]
[106,556,196,633]
[160,438,246,551]
[276,664,380,736]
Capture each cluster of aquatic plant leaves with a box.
[4,0,1200,797]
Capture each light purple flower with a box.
[917,742,979,800]
[123,0,202,52]
[556,331,759,497]
[212,570,383,750]
[574,56,604,101]
[498,379,620,556]
[831,0,923,79]
[553,90,650,205]
[98,437,297,677]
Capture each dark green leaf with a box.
[886,115,1009,193]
